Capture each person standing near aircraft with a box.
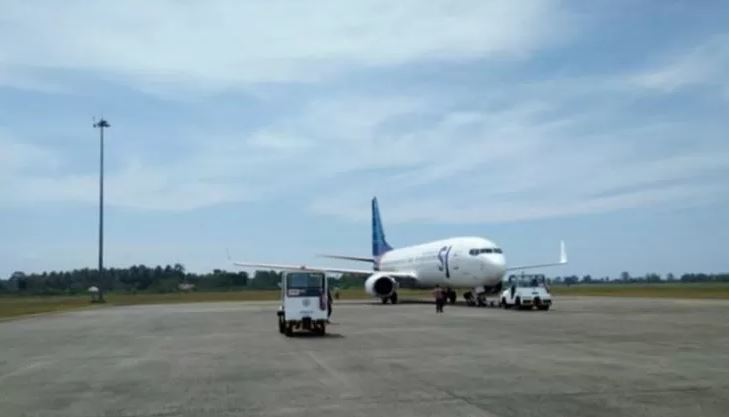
[433,285,446,313]
[327,287,333,322]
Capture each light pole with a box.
[93,118,110,303]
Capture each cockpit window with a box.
[470,248,502,255]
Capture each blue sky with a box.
[0,0,728,278]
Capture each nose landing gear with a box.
[463,288,489,307]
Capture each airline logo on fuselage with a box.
[437,246,452,278]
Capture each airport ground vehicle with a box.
[277,271,329,336]
[500,274,552,310]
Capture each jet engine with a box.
[364,274,397,298]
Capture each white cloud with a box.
[0,4,726,223]
[0,0,570,92]
[1,84,726,221]
[0,132,60,174]
[302,98,728,223]
[0,139,261,210]
[629,35,728,92]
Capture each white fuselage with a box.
[376,237,506,289]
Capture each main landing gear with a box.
[381,292,399,304]
[446,289,457,304]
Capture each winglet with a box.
[560,240,567,264]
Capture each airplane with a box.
[234,197,567,305]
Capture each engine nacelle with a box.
[364,274,397,298]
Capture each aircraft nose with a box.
[482,254,506,276]
[494,255,506,274]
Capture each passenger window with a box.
[469,249,478,256]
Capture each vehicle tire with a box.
[514,297,521,310]
[285,323,294,337]
[501,298,508,309]
[318,324,326,336]
[390,292,398,304]
[538,305,550,311]
[278,317,285,334]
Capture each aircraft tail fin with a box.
[372,197,393,257]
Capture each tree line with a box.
[0,266,727,295]
[0,264,283,295]
[550,272,728,285]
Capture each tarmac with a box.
[0,297,727,417]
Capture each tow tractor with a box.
[500,273,552,310]
[277,271,329,336]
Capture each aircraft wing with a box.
[233,261,373,275]
[505,241,568,272]
[317,254,375,263]
[233,261,416,279]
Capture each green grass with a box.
[551,282,728,299]
[0,295,97,320]
[0,283,726,320]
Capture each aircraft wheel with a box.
[381,297,389,304]
[463,292,475,306]
[448,290,457,304]
[390,292,398,304]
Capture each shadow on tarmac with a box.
[284,331,345,339]
[336,299,492,308]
